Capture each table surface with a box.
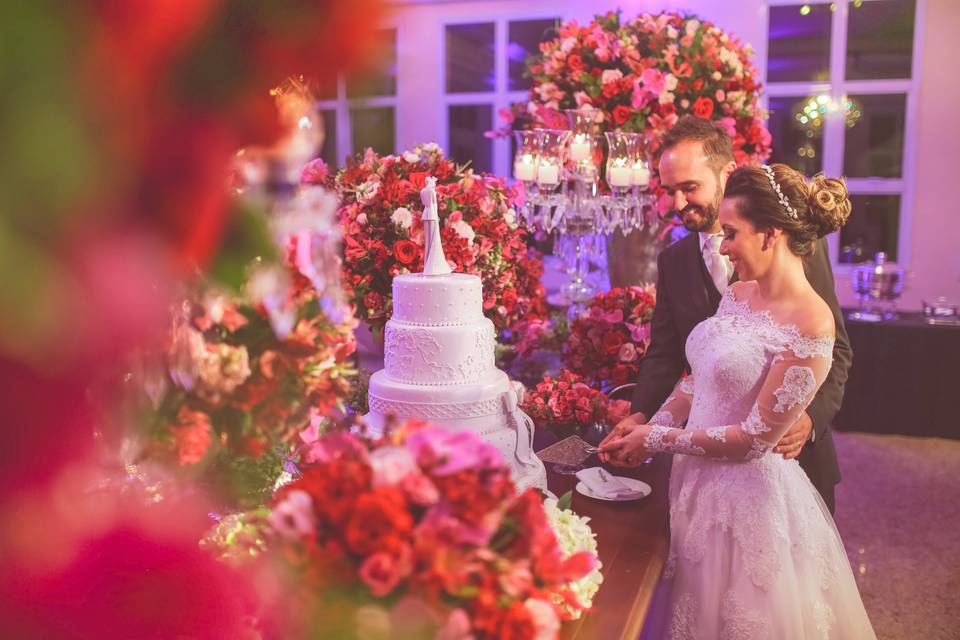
[542,448,670,640]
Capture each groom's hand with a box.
[775,412,813,459]
[598,412,647,463]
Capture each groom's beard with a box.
[679,198,720,232]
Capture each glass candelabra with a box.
[514,110,656,311]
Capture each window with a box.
[317,28,398,168]
[442,17,558,175]
[763,0,919,266]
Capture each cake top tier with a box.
[391,273,484,326]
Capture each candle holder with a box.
[516,123,656,312]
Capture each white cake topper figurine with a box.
[420,176,452,275]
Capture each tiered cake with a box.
[366,272,546,491]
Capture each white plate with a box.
[576,477,652,502]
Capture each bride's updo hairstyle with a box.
[723,163,852,257]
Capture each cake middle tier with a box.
[383,317,496,385]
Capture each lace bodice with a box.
[644,286,834,460]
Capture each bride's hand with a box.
[599,422,652,467]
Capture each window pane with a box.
[448,104,492,173]
[508,18,559,91]
[847,0,915,80]
[319,109,337,169]
[767,96,824,175]
[843,94,906,178]
[839,194,900,264]
[767,4,831,82]
[446,23,495,93]
[347,29,397,98]
[350,107,394,156]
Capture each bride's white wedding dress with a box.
[640,286,876,639]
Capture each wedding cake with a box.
[365,178,547,492]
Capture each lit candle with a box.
[631,161,651,188]
[608,160,632,188]
[514,153,536,181]
[537,163,560,185]
[570,134,590,162]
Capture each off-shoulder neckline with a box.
[721,286,835,347]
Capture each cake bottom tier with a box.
[366,369,547,492]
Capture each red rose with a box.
[501,288,518,310]
[612,105,633,125]
[345,486,413,556]
[567,54,585,72]
[602,331,625,355]
[658,101,677,116]
[693,96,715,119]
[692,78,705,92]
[498,601,537,640]
[394,239,419,264]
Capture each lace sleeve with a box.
[643,341,833,460]
[647,375,694,428]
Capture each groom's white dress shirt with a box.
[699,231,733,293]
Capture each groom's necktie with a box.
[702,233,731,294]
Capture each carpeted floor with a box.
[832,431,960,640]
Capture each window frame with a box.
[316,27,400,166]
[759,0,925,271]
[439,12,560,177]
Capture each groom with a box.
[611,116,851,513]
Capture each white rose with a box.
[601,69,624,85]
[664,73,678,91]
[685,19,701,36]
[659,91,675,105]
[504,208,518,229]
[402,150,420,163]
[712,71,723,81]
[391,207,414,229]
[447,218,475,244]
[356,212,368,225]
[666,26,679,39]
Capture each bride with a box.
[600,163,876,639]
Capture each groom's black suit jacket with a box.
[630,233,851,508]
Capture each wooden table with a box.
[541,446,671,640]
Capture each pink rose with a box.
[358,546,413,597]
[370,446,419,486]
[436,609,473,640]
[268,490,315,540]
[524,598,561,640]
[618,342,638,362]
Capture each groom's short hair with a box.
[660,116,735,173]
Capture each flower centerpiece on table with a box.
[335,143,548,338]
[563,285,656,389]
[235,420,601,639]
[494,10,771,226]
[520,369,631,432]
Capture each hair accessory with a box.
[760,164,798,220]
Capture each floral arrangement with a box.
[145,246,358,505]
[335,143,548,337]
[563,285,656,388]
[495,10,771,223]
[520,369,631,430]
[543,496,603,620]
[251,420,600,639]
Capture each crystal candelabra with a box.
[514,110,656,309]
